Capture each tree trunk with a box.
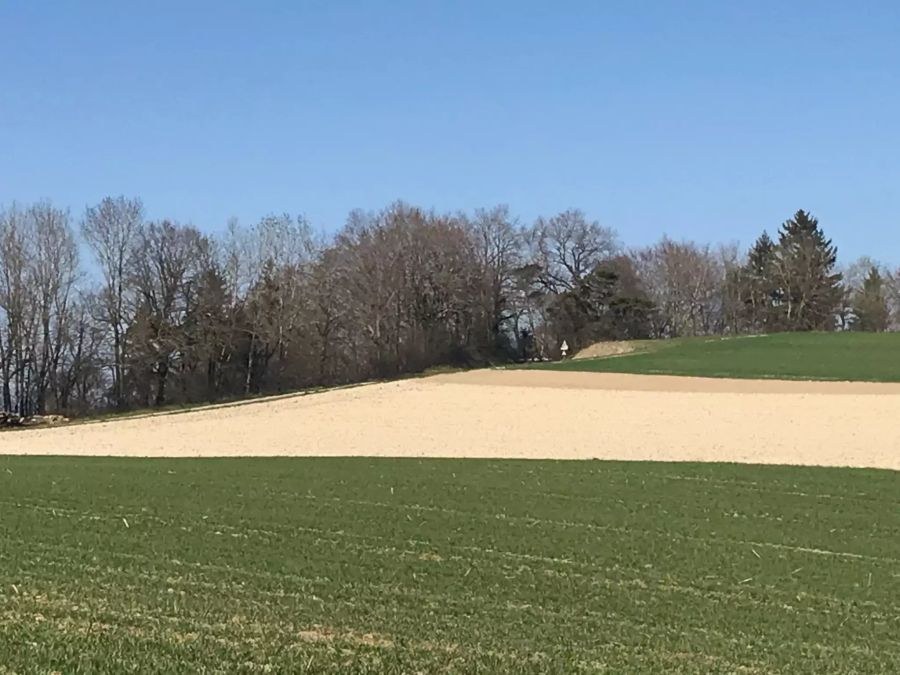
[206,357,218,400]
[113,323,125,409]
[244,333,255,395]
[154,361,168,407]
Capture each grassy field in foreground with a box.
[1,458,898,673]
[541,332,900,382]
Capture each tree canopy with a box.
[0,199,894,416]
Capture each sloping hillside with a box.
[2,370,899,470]
[549,332,900,382]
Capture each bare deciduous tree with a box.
[632,238,724,337]
[468,205,524,353]
[0,203,80,415]
[0,205,35,414]
[128,221,206,406]
[0,196,890,418]
[234,214,315,393]
[530,209,619,293]
[81,196,143,408]
[30,202,79,413]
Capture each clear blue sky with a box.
[2,1,898,262]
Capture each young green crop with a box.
[540,332,900,382]
[1,457,897,673]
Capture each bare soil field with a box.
[571,340,637,359]
[2,370,899,469]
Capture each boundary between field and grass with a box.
[2,365,469,432]
[528,332,900,384]
[7,332,900,434]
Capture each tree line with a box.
[0,199,896,416]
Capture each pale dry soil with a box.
[572,340,636,359]
[2,370,899,470]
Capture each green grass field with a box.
[1,457,897,673]
[542,332,900,382]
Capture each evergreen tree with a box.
[772,210,842,331]
[740,231,778,331]
[547,259,654,350]
[852,267,890,332]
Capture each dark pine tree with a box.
[773,210,842,331]
[741,230,779,331]
[852,267,890,332]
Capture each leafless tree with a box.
[128,221,206,406]
[632,238,725,337]
[30,202,80,413]
[0,193,891,417]
[0,203,79,414]
[0,205,36,414]
[886,269,900,330]
[530,209,619,293]
[468,205,524,352]
[234,214,315,393]
[81,196,143,408]
[54,294,106,413]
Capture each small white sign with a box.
[560,340,569,357]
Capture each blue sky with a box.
[2,1,899,262]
